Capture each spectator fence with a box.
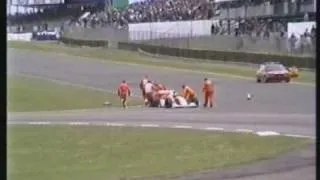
[63,24,315,58]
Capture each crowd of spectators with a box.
[287,25,316,53]
[65,0,216,29]
[209,15,315,54]
[210,12,315,38]
[210,18,287,38]
[120,0,214,23]
[8,0,315,32]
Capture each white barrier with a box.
[129,20,219,41]
[287,21,316,38]
[7,33,33,41]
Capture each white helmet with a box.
[168,90,175,97]
[173,91,178,97]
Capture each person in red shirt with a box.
[117,80,131,108]
[202,78,215,108]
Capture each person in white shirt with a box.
[144,80,154,106]
[139,75,149,101]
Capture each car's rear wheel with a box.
[149,99,159,107]
[261,76,268,83]
[256,78,261,83]
[165,98,173,108]
[285,78,291,83]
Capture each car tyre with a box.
[261,76,268,83]
[256,77,261,83]
[149,99,159,107]
[165,99,172,108]
[194,98,199,107]
[285,78,291,83]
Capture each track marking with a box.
[283,134,316,139]
[9,110,314,119]
[256,131,280,136]
[204,127,224,131]
[140,124,160,127]
[68,122,90,126]
[15,73,142,98]
[28,121,51,125]
[173,125,193,129]
[14,121,315,139]
[236,129,254,133]
[107,123,125,127]
[100,122,110,126]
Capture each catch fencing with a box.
[62,24,315,58]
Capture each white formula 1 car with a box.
[150,90,199,108]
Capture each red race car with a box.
[256,62,291,83]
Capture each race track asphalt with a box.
[7,48,316,180]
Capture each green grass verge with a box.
[7,75,142,112]
[8,41,315,84]
[8,125,311,180]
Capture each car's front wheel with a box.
[256,77,261,83]
[260,76,268,83]
[285,78,291,83]
[165,98,173,108]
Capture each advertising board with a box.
[128,20,218,41]
[287,21,316,38]
[11,0,64,5]
[7,32,33,41]
[33,30,60,41]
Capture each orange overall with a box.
[183,86,196,103]
[153,83,167,99]
[202,80,215,108]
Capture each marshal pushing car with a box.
[256,62,293,83]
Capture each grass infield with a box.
[7,75,142,112]
[8,41,315,84]
[7,125,311,180]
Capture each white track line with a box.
[100,122,110,126]
[68,122,90,126]
[13,121,315,139]
[204,127,224,131]
[236,129,254,133]
[255,131,280,136]
[140,124,160,127]
[28,121,51,125]
[283,134,316,139]
[107,123,125,127]
[15,73,141,98]
[173,125,193,129]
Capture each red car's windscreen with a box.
[265,65,286,72]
